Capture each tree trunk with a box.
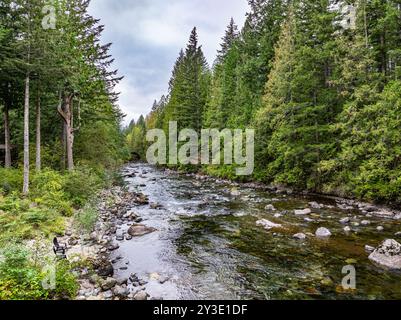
[35,89,41,171]
[3,96,12,168]
[58,93,74,171]
[23,74,30,195]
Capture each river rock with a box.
[293,233,306,240]
[394,214,401,220]
[395,232,401,238]
[361,220,371,226]
[377,226,384,232]
[128,224,157,237]
[108,242,120,251]
[265,204,276,211]
[133,291,149,301]
[309,202,322,209]
[94,259,114,277]
[340,217,350,224]
[369,239,401,270]
[113,285,129,298]
[116,230,125,241]
[103,290,113,299]
[101,277,117,291]
[344,226,352,233]
[294,209,312,216]
[256,219,283,230]
[315,227,332,238]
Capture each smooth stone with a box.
[101,277,117,291]
[295,209,312,216]
[340,217,350,224]
[377,226,384,232]
[113,285,129,298]
[265,204,276,211]
[256,219,283,230]
[309,202,322,209]
[361,220,371,226]
[315,227,332,238]
[293,233,306,240]
[395,232,401,238]
[133,291,149,301]
[128,224,157,237]
[344,226,352,233]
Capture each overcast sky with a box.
[88,0,249,125]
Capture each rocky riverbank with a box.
[58,185,157,300]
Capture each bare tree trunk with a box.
[3,96,12,168]
[35,88,41,171]
[23,74,30,195]
[58,93,74,171]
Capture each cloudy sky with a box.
[88,0,249,125]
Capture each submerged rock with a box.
[343,226,352,233]
[265,204,276,211]
[309,202,322,209]
[340,217,350,224]
[294,208,312,216]
[377,226,384,232]
[315,227,332,238]
[369,239,401,270]
[293,233,306,240]
[256,219,283,230]
[128,224,157,237]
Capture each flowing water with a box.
[112,163,401,300]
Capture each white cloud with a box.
[89,0,249,124]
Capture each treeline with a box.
[0,0,128,194]
[128,0,401,205]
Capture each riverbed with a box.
[111,163,401,300]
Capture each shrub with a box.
[63,167,103,208]
[73,205,98,234]
[31,170,73,217]
[0,168,23,195]
[0,243,78,300]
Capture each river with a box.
[111,163,401,300]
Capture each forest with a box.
[127,0,401,206]
[0,0,128,299]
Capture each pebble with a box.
[377,226,384,232]
[344,226,352,233]
[340,217,350,224]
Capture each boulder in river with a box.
[315,227,332,238]
[128,224,157,237]
[256,219,283,230]
[294,208,312,216]
[368,239,401,270]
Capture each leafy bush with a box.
[73,205,98,234]
[0,243,78,300]
[63,167,103,207]
[0,168,23,194]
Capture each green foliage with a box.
[0,243,78,300]
[63,166,103,207]
[0,168,23,194]
[73,205,98,234]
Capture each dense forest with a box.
[127,0,401,206]
[0,0,128,299]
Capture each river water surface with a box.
[112,163,401,300]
